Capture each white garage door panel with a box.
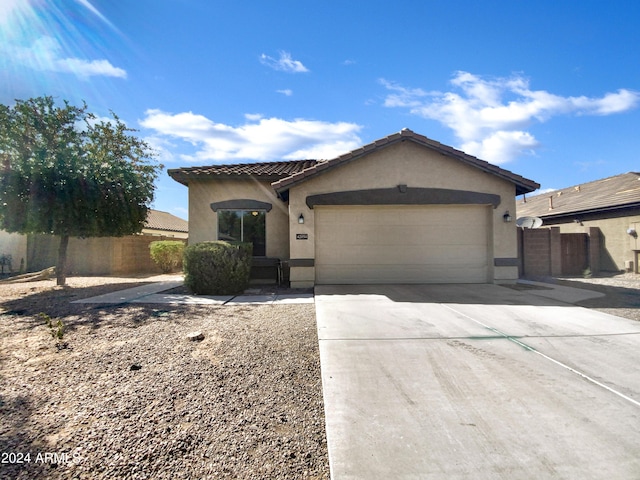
[316,245,488,266]
[316,264,489,284]
[315,205,490,284]
[318,225,482,246]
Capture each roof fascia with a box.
[168,170,284,185]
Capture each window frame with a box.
[216,209,267,257]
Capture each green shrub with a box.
[183,241,252,295]
[149,240,185,273]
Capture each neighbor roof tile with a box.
[144,209,188,233]
[516,172,640,219]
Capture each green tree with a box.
[0,96,162,285]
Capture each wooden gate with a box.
[561,233,588,275]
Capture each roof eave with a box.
[167,169,189,186]
[168,170,287,185]
[515,182,540,196]
[143,227,188,234]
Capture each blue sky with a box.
[2,0,639,220]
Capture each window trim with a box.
[216,208,267,256]
[210,199,272,212]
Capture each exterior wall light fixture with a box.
[503,211,512,223]
[298,214,305,224]
[628,227,637,238]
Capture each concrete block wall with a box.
[28,234,186,276]
[520,226,601,278]
[521,228,552,276]
[112,236,185,275]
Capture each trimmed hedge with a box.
[183,241,252,295]
[149,240,185,273]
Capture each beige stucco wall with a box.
[187,178,290,259]
[28,235,113,274]
[287,141,519,286]
[28,234,184,275]
[545,214,640,272]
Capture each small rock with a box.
[130,364,142,371]
[187,331,205,341]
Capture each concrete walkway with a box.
[72,276,314,305]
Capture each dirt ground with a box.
[0,276,329,479]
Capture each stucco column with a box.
[550,227,562,277]
[588,227,601,275]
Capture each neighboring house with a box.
[142,209,189,239]
[169,129,539,287]
[27,209,188,275]
[516,172,640,273]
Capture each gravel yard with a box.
[550,272,640,322]
[0,276,329,479]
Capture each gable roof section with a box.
[516,172,640,219]
[144,209,188,233]
[271,129,540,196]
[168,160,318,185]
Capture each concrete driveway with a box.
[315,284,640,479]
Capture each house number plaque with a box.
[296,233,308,240]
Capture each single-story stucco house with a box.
[516,172,640,273]
[142,209,189,239]
[168,129,540,288]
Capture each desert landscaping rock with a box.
[187,331,205,341]
[0,276,329,479]
[553,273,640,321]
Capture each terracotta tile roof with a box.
[516,172,640,219]
[144,209,188,233]
[271,129,540,196]
[168,160,319,185]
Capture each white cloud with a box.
[461,131,539,164]
[6,35,126,79]
[380,79,431,108]
[382,71,640,164]
[277,89,293,96]
[260,51,309,73]
[57,56,126,78]
[140,110,362,162]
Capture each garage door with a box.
[315,205,489,284]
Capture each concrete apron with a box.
[315,284,640,479]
